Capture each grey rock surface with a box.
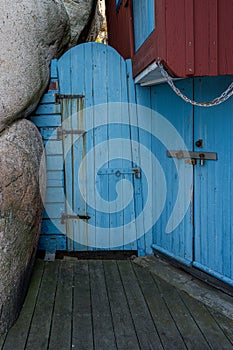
[0,119,46,335]
[0,0,70,132]
[62,0,97,46]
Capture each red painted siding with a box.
[106,0,233,78]
[106,0,133,59]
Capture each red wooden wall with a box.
[106,0,233,78]
[106,0,133,59]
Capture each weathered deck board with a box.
[2,260,44,350]
[155,277,211,349]
[48,260,73,350]
[118,261,163,350]
[1,259,233,350]
[0,334,6,349]
[72,260,93,350]
[103,260,140,350]
[180,291,233,350]
[25,261,59,350]
[207,308,233,345]
[132,263,187,350]
[89,260,117,350]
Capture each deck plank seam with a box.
[70,261,75,350]
[206,307,233,346]
[47,261,60,350]
[178,290,233,349]
[176,290,212,349]
[116,261,142,350]
[149,273,189,349]
[102,261,119,350]
[24,261,46,350]
[131,263,166,349]
[88,260,96,350]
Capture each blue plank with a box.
[58,50,73,250]
[71,44,89,251]
[45,187,65,204]
[41,219,66,235]
[149,79,193,262]
[38,235,66,251]
[40,128,58,140]
[35,103,61,115]
[40,93,57,104]
[47,171,64,187]
[93,44,109,250]
[46,155,64,171]
[45,140,63,156]
[43,203,65,219]
[134,84,152,256]
[50,59,58,79]
[30,115,61,127]
[194,75,233,282]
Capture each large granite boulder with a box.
[62,0,101,45]
[0,119,45,335]
[0,0,70,132]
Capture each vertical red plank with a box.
[209,0,218,75]
[128,0,135,57]
[165,0,186,76]
[185,0,195,76]
[194,0,209,76]
[155,0,167,62]
[218,0,233,74]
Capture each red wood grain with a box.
[106,0,233,78]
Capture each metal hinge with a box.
[57,127,86,140]
[61,213,91,224]
[55,93,85,104]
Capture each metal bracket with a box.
[167,150,217,160]
[55,93,85,104]
[57,127,86,140]
[97,167,141,178]
[61,213,91,224]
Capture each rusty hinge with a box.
[61,213,91,224]
[55,93,85,104]
[57,127,86,140]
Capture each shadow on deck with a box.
[1,258,233,350]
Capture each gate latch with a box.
[61,213,91,224]
[97,167,141,178]
[167,150,217,166]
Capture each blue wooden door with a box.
[57,43,143,252]
[193,76,233,284]
[149,80,194,265]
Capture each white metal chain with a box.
[158,60,233,107]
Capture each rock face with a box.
[0,0,70,132]
[0,0,101,336]
[62,0,99,46]
[0,120,45,335]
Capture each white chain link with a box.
[158,60,233,107]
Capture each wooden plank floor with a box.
[1,259,233,350]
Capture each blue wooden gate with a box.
[57,43,142,252]
[31,43,155,255]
